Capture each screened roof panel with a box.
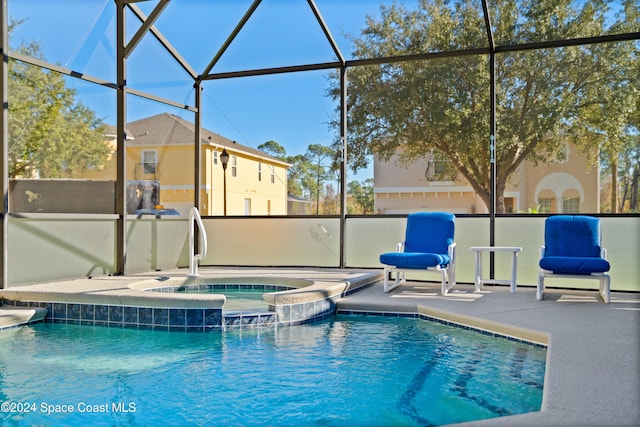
[135,0,257,74]
[8,0,638,83]
[207,0,341,73]
[319,0,490,61]
[490,0,640,46]
[8,0,116,81]
[125,30,196,107]
[201,70,337,161]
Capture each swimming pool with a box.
[0,314,545,426]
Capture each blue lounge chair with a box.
[380,212,456,294]
[538,215,611,303]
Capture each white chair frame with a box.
[384,242,456,294]
[537,246,610,304]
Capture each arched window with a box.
[562,189,581,213]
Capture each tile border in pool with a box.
[4,300,225,331]
[3,298,325,330]
[147,282,297,294]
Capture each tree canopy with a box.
[330,0,639,213]
[348,178,374,214]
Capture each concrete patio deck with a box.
[1,267,638,426]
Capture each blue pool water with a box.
[0,315,545,426]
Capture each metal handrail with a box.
[188,207,208,277]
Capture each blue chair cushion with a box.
[404,212,455,254]
[544,215,602,257]
[539,256,610,275]
[380,252,450,269]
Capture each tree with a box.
[258,140,311,202]
[306,144,337,215]
[618,135,640,212]
[257,140,286,158]
[348,178,374,214]
[329,0,638,213]
[8,23,110,178]
[257,140,336,214]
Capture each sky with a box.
[8,0,400,182]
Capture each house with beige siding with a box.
[374,141,599,214]
[98,113,289,216]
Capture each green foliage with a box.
[258,140,311,200]
[257,140,287,158]
[258,140,371,215]
[8,23,109,178]
[329,0,639,213]
[348,178,374,214]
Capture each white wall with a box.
[6,215,639,292]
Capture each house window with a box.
[563,197,580,214]
[258,162,262,181]
[231,156,237,177]
[504,197,515,213]
[142,150,157,174]
[244,198,251,215]
[213,151,218,165]
[270,165,275,183]
[538,198,554,213]
[425,159,456,181]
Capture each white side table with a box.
[469,246,523,293]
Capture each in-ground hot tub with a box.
[129,274,378,329]
[0,270,383,331]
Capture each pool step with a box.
[0,305,47,330]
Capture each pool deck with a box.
[1,267,639,427]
